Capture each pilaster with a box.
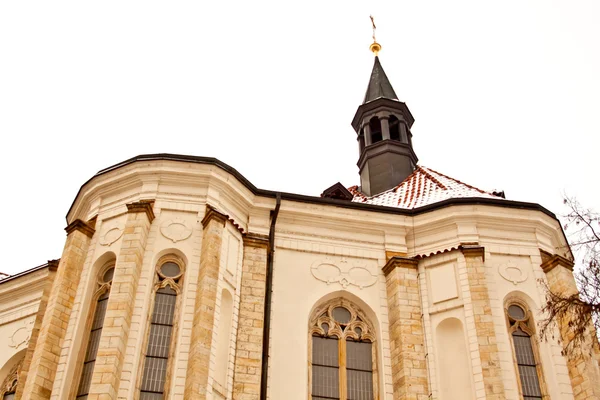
[541,253,600,399]
[383,256,429,400]
[461,245,505,400]
[21,221,95,400]
[87,200,154,400]
[184,206,228,398]
[16,260,59,399]
[232,234,269,400]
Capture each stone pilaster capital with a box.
[126,200,155,222]
[201,205,227,228]
[47,259,60,271]
[541,254,574,273]
[243,233,269,249]
[65,219,96,238]
[382,256,418,277]
[460,243,485,261]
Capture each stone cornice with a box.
[126,199,155,222]
[382,256,419,277]
[65,219,95,238]
[201,205,227,228]
[460,243,485,262]
[243,233,269,249]
[541,254,574,273]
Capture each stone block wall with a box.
[383,256,429,400]
[20,220,95,400]
[542,254,600,400]
[232,234,268,400]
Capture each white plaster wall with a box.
[268,247,392,400]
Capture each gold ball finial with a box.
[370,42,381,56]
[369,15,381,56]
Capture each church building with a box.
[1,38,599,400]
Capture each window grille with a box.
[507,303,543,400]
[310,300,376,400]
[76,291,110,398]
[140,285,177,399]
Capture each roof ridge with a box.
[424,166,489,195]
[418,166,447,190]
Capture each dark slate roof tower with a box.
[351,40,418,196]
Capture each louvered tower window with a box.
[140,259,183,400]
[310,300,377,400]
[76,266,115,399]
[507,303,545,400]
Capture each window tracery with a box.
[0,360,20,399]
[309,299,377,400]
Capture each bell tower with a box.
[351,25,418,196]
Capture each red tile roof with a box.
[348,166,504,209]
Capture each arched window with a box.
[309,299,377,400]
[0,362,20,400]
[506,302,545,400]
[389,115,400,141]
[1,379,16,400]
[139,256,184,399]
[369,117,382,144]
[76,264,115,398]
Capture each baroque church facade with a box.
[1,43,599,400]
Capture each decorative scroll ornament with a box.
[310,256,378,289]
[99,225,124,246]
[9,319,34,349]
[498,260,528,285]
[160,218,193,243]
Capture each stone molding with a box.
[460,244,485,261]
[242,233,269,249]
[64,219,95,238]
[540,254,574,273]
[126,199,155,222]
[201,205,227,228]
[382,256,418,276]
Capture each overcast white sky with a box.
[1,1,598,275]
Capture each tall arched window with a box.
[369,117,382,144]
[76,264,115,398]
[139,255,184,399]
[506,302,546,400]
[309,299,377,400]
[388,115,400,141]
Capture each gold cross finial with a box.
[369,15,381,56]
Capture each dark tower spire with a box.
[351,31,418,196]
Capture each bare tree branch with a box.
[540,195,600,355]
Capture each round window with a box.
[508,304,526,320]
[332,307,351,324]
[102,267,115,283]
[160,262,181,278]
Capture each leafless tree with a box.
[540,195,600,355]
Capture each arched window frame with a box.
[369,117,382,144]
[505,298,549,400]
[308,298,379,400]
[137,254,185,400]
[72,260,115,399]
[0,360,20,399]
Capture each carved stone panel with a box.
[160,218,193,243]
[310,256,378,289]
[498,260,528,285]
[99,225,124,246]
